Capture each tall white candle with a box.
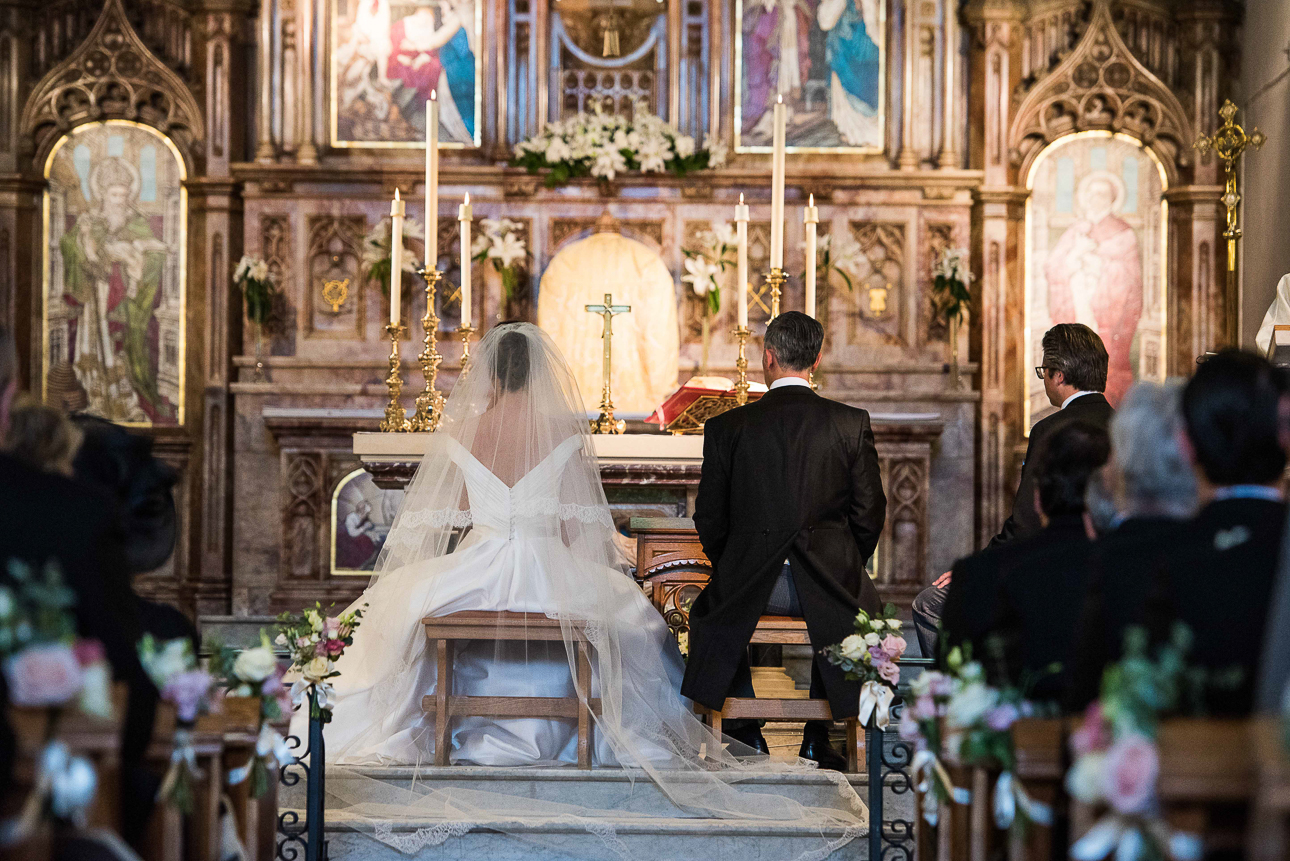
[735,193,749,328]
[390,188,405,326]
[458,193,472,327]
[770,95,787,270]
[425,91,439,270]
[804,194,818,319]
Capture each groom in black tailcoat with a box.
[682,312,886,768]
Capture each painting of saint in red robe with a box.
[1042,172,1143,405]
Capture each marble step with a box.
[297,807,868,861]
[283,764,868,818]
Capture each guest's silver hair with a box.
[1109,379,1198,519]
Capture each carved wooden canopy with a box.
[1009,0,1193,185]
[19,0,204,170]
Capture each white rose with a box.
[887,619,903,630]
[302,656,333,682]
[232,646,278,684]
[945,682,998,730]
[839,635,867,661]
[863,632,881,647]
[1065,752,1108,803]
[275,633,288,646]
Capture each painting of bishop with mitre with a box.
[45,123,185,425]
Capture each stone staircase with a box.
[281,763,879,860]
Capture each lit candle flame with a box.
[739,192,745,204]
[464,192,470,205]
[395,188,400,200]
[431,89,437,101]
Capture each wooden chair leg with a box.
[845,718,860,773]
[434,637,451,767]
[709,708,723,740]
[576,642,592,769]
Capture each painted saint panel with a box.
[43,121,186,426]
[332,469,406,575]
[736,0,884,151]
[332,0,481,147]
[1026,133,1167,427]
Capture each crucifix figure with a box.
[586,292,632,434]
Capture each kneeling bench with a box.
[421,610,601,768]
[693,615,862,773]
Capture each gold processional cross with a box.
[586,293,631,435]
[1195,99,1265,345]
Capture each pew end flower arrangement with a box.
[0,560,114,842]
[822,603,907,730]
[897,645,1055,836]
[511,99,727,187]
[931,246,974,388]
[1065,625,1239,861]
[276,603,366,723]
[471,218,529,306]
[207,632,294,798]
[137,634,215,815]
[681,223,737,373]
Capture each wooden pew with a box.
[1249,717,1290,861]
[217,698,287,861]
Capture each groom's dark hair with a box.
[765,312,824,371]
[492,329,531,392]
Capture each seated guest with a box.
[4,395,82,476]
[940,421,1110,702]
[1068,381,1198,709]
[1076,350,1287,715]
[913,323,1114,658]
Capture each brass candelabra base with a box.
[765,267,786,320]
[457,324,477,378]
[733,325,751,405]
[380,322,410,432]
[410,267,445,432]
[590,384,626,434]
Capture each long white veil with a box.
[320,323,867,858]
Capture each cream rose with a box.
[302,656,333,682]
[233,646,278,684]
[839,635,867,661]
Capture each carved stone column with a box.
[0,4,38,377]
[938,0,961,168]
[255,0,275,162]
[295,0,317,165]
[279,0,297,157]
[897,0,920,169]
[966,0,1024,548]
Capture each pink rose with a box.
[163,669,213,723]
[985,703,1020,731]
[1104,734,1159,815]
[880,634,907,659]
[877,661,901,685]
[73,639,106,667]
[323,639,345,658]
[4,644,83,707]
[323,617,341,639]
[1071,703,1111,755]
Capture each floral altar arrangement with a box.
[471,217,529,304]
[681,222,738,372]
[0,560,114,842]
[1065,625,1239,861]
[511,100,727,187]
[363,216,425,291]
[137,634,215,814]
[822,604,907,730]
[931,246,974,386]
[803,230,870,294]
[276,603,365,722]
[208,632,294,798]
[898,646,1054,835]
[233,255,280,380]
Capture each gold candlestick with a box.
[765,267,787,320]
[733,325,751,405]
[1195,99,1266,344]
[457,324,476,378]
[380,322,409,432]
[410,266,445,432]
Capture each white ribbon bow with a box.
[857,680,896,730]
[290,679,335,712]
[157,729,202,803]
[911,749,971,825]
[228,724,296,786]
[993,771,1054,830]
[1070,814,1202,861]
[0,741,97,845]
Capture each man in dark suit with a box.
[912,323,1114,657]
[683,312,886,769]
[1074,350,1288,715]
[941,421,1110,702]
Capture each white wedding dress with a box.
[295,324,866,859]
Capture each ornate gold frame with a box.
[1021,130,1169,434]
[328,0,484,150]
[733,0,887,154]
[41,119,188,428]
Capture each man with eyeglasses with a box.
[911,323,1114,658]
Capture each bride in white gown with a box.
[295,323,866,857]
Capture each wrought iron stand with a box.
[866,714,916,860]
[277,688,327,861]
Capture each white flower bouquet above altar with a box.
[471,217,529,301]
[512,98,727,186]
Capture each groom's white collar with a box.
[768,377,812,391]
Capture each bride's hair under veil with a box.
[321,323,868,859]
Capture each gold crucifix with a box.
[586,292,631,434]
[1195,99,1266,344]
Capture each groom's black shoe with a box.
[799,726,848,772]
[724,723,770,755]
